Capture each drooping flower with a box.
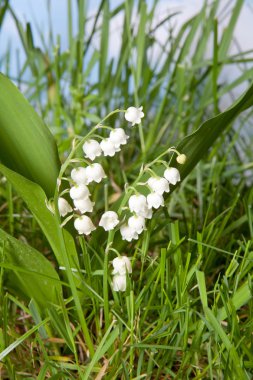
[147,192,164,209]
[99,211,119,231]
[164,167,181,185]
[58,197,72,217]
[82,139,102,161]
[112,274,127,292]
[74,198,95,213]
[128,215,145,234]
[112,256,132,275]
[120,224,138,242]
[109,128,129,148]
[147,176,170,195]
[125,106,144,126]
[86,163,106,183]
[100,138,120,157]
[128,194,147,216]
[71,167,89,185]
[74,215,96,235]
[69,184,90,200]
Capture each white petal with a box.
[99,211,119,231]
[83,139,102,161]
[58,197,72,217]
[164,167,180,185]
[71,167,89,185]
[112,274,126,291]
[74,215,96,235]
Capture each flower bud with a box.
[176,154,186,165]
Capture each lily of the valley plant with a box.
[56,107,185,291]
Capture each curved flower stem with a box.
[58,109,125,180]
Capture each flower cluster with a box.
[112,256,132,291]
[120,166,181,242]
[56,106,185,291]
[57,107,144,235]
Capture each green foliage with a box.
[0,74,60,198]
[0,0,253,378]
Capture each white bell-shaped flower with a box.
[74,215,96,235]
[147,176,170,195]
[112,274,127,292]
[82,139,102,161]
[147,192,164,209]
[99,211,119,231]
[109,128,129,148]
[128,194,147,216]
[58,197,72,217]
[128,215,145,234]
[125,106,144,126]
[70,184,90,200]
[74,198,94,213]
[100,138,120,157]
[164,167,181,185]
[112,256,132,275]
[86,163,106,184]
[71,167,89,185]
[120,224,138,242]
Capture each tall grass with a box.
[0,0,253,378]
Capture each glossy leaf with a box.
[0,74,60,197]
[171,81,253,179]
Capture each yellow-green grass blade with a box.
[0,74,60,197]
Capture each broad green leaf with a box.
[172,81,253,180]
[0,164,94,354]
[0,228,61,308]
[0,74,60,197]
[0,163,80,272]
